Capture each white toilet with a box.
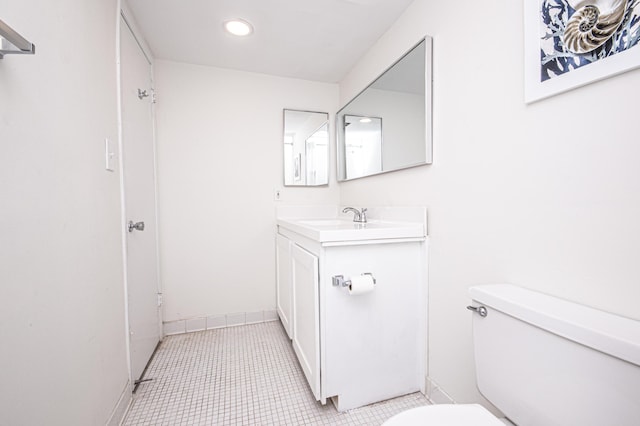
[385,284,640,426]
[384,403,504,425]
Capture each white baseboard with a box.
[425,377,514,424]
[106,380,132,426]
[425,376,455,404]
[163,309,279,336]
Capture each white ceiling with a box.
[126,0,415,83]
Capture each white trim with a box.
[163,310,280,336]
[426,377,456,405]
[115,0,133,396]
[106,380,132,426]
[148,38,164,341]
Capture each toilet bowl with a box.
[384,404,503,426]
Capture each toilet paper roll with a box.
[348,274,375,296]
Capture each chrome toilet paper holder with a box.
[332,272,376,287]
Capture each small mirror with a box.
[337,37,432,181]
[283,109,329,186]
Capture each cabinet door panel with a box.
[291,243,320,400]
[323,242,424,410]
[276,234,293,339]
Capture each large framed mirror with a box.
[337,37,432,181]
[283,109,329,186]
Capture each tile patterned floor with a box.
[123,321,429,425]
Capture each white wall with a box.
[154,61,339,322]
[0,1,129,425]
[339,0,640,412]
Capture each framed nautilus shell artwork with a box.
[524,0,640,102]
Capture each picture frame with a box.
[524,0,640,103]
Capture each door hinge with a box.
[151,88,157,104]
[157,293,163,307]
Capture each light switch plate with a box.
[105,138,116,171]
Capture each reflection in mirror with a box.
[283,110,329,186]
[344,115,382,178]
[337,37,432,181]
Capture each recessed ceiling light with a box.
[224,19,254,37]
[359,118,372,123]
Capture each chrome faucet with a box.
[342,207,367,223]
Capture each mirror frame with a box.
[336,36,432,182]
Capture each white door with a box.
[120,16,161,383]
[291,243,320,400]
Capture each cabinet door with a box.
[276,234,293,339]
[291,243,321,400]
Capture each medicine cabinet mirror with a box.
[283,109,329,186]
[337,37,432,181]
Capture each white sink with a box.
[297,219,351,226]
[277,217,425,243]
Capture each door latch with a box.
[137,88,149,100]
[467,305,488,317]
[128,221,145,233]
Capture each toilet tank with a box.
[469,284,640,426]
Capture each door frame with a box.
[116,3,163,390]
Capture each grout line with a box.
[122,321,430,425]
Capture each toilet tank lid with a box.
[469,284,640,367]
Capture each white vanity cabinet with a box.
[276,234,293,338]
[290,243,321,399]
[276,235,322,401]
[276,213,427,411]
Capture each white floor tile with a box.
[123,321,429,425]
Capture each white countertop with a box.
[277,217,425,243]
